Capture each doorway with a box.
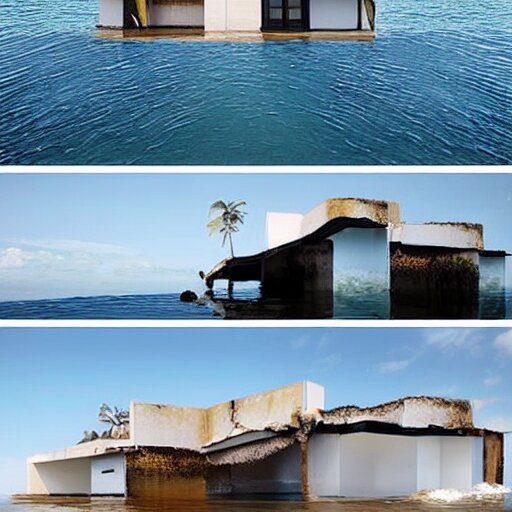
[262,0,308,31]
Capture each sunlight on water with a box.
[1,0,511,164]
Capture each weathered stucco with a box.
[320,396,473,429]
[391,223,484,250]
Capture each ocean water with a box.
[0,289,510,319]
[1,0,511,165]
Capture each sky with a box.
[0,172,511,300]
[0,326,511,495]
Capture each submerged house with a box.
[99,0,375,37]
[26,382,504,498]
[202,198,509,319]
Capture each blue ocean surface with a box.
[0,0,511,165]
[0,289,510,319]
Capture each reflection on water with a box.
[5,494,512,512]
[0,289,511,319]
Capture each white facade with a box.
[149,3,204,27]
[505,433,511,488]
[308,433,483,498]
[390,223,483,251]
[91,454,126,495]
[309,0,358,30]
[99,0,124,27]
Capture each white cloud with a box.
[0,247,64,268]
[495,330,512,356]
[423,329,481,352]
[471,397,500,412]
[2,238,133,256]
[374,359,413,374]
[0,239,199,301]
[484,375,501,387]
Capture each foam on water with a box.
[417,483,511,504]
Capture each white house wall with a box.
[99,0,124,27]
[505,433,511,488]
[230,443,302,494]
[330,228,389,319]
[390,224,483,250]
[204,0,261,31]
[131,402,206,449]
[266,213,304,249]
[440,437,481,491]
[91,454,126,495]
[417,437,441,490]
[308,433,484,498]
[309,0,358,30]
[149,2,204,27]
[28,459,91,495]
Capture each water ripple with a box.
[0,0,511,164]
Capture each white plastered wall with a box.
[308,433,484,497]
[304,382,325,412]
[390,224,483,250]
[131,402,206,449]
[267,213,304,250]
[505,433,511,488]
[99,0,124,27]
[91,454,126,495]
[309,0,358,30]
[149,2,204,27]
[27,458,91,495]
[204,0,261,31]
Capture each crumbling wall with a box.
[390,246,479,319]
[126,447,208,498]
[301,198,399,237]
[483,431,504,484]
[320,397,473,429]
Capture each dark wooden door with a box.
[263,0,308,30]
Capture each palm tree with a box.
[207,200,247,258]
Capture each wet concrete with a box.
[9,494,512,512]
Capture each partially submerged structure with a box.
[202,198,508,319]
[27,382,504,499]
[98,0,375,39]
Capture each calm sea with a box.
[2,495,512,512]
[1,0,511,165]
[0,289,510,319]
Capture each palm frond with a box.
[207,217,224,235]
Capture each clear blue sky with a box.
[0,173,511,300]
[0,327,511,495]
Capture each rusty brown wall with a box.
[483,431,504,484]
[126,448,208,498]
[390,245,479,319]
